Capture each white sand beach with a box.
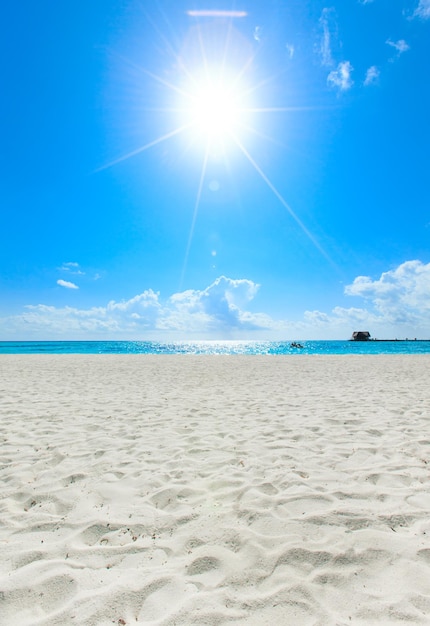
[1,354,430,625]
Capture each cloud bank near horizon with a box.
[2,261,430,340]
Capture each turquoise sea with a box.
[1,340,430,355]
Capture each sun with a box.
[188,76,244,140]
[180,68,250,145]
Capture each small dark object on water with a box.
[351,331,371,341]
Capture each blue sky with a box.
[1,0,430,340]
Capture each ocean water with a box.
[1,340,430,355]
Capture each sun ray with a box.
[245,105,333,113]
[239,67,289,101]
[197,25,211,83]
[220,19,234,78]
[95,124,191,172]
[109,49,193,101]
[236,120,288,149]
[233,136,335,267]
[131,64,192,100]
[180,141,210,289]
[136,10,209,94]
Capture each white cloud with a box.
[1,277,268,340]
[58,261,85,275]
[3,264,430,340]
[277,260,430,339]
[414,0,430,18]
[364,65,380,86]
[386,39,410,59]
[286,43,295,59]
[327,61,354,91]
[344,260,430,322]
[166,277,263,332]
[106,290,160,313]
[302,306,380,335]
[57,280,79,290]
[318,8,337,66]
[253,26,262,42]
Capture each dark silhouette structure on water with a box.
[351,331,371,341]
[350,332,428,342]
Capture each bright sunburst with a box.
[100,11,332,284]
[185,71,248,142]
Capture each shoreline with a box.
[2,340,430,358]
[1,355,430,624]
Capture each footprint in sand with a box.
[1,574,77,621]
[186,555,221,575]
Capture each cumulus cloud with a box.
[386,39,410,59]
[364,65,380,86]
[414,0,430,18]
[303,306,379,333]
[344,260,430,322]
[106,290,160,313]
[1,277,269,340]
[57,280,79,290]
[296,260,430,338]
[3,264,430,340]
[166,277,263,332]
[327,61,354,91]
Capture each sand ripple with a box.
[1,354,430,624]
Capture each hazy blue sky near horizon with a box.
[1,0,430,340]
